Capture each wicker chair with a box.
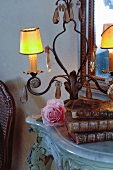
[0,80,15,170]
[0,122,4,170]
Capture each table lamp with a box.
[19,0,108,100]
[20,27,44,74]
[101,23,113,72]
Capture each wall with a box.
[0,0,80,169]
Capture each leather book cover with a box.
[65,112,113,133]
[68,131,113,144]
[65,98,113,119]
[71,109,113,119]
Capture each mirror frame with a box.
[80,0,108,92]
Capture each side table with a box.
[26,114,113,170]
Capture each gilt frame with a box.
[80,0,108,91]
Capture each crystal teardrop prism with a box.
[46,52,52,72]
[20,85,28,103]
[90,55,96,72]
[53,7,59,24]
[55,81,62,99]
[70,7,74,20]
[86,81,92,99]
[63,8,70,23]
[90,45,97,72]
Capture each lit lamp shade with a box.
[101,24,113,72]
[20,27,44,54]
[101,23,113,49]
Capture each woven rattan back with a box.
[0,80,15,170]
[0,122,4,170]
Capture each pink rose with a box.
[41,99,66,126]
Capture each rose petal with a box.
[47,99,56,105]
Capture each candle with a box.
[29,55,37,73]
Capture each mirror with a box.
[95,0,113,78]
[80,0,113,91]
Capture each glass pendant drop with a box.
[46,52,52,72]
[63,8,70,23]
[53,7,59,24]
[69,2,74,19]
[90,44,97,72]
[20,85,28,103]
[55,81,62,99]
[90,53,96,72]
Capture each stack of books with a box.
[65,98,113,144]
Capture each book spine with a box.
[71,110,113,119]
[69,131,113,144]
[67,119,113,133]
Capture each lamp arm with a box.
[27,74,69,96]
[52,23,69,78]
[71,19,89,77]
[51,19,89,79]
[81,74,107,94]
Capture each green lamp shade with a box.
[20,27,44,55]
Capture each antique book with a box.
[65,112,113,133]
[68,131,113,144]
[71,110,113,119]
[65,98,113,119]
[65,98,103,110]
